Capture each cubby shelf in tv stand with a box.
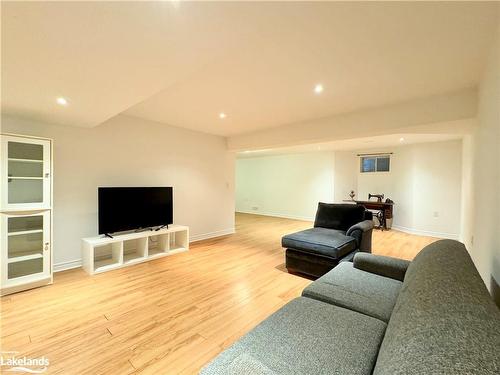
[81,225,189,275]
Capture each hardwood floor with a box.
[0,213,437,374]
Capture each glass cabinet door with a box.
[1,136,51,210]
[1,211,50,286]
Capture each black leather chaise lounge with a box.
[282,203,374,278]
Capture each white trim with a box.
[237,212,458,240]
[1,132,53,141]
[236,210,314,222]
[54,259,82,272]
[391,225,459,240]
[54,228,236,272]
[8,253,44,264]
[189,228,235,242]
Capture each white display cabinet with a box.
[1,134,53,296]
[82,225,189,275]
[1,135,52,211]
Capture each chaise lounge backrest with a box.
[314,203,367,231]
[313,203,373,252]
[374,240,500,374]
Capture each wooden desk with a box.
[344,200,394,230]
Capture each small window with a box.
[360,155,390,173]
[361,157,376,172]
[376,156,390,172]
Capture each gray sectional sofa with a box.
[201,240,500,374]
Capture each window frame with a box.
[360,154,391,173]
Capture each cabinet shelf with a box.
[123,253,146,264]
[8,229,43,236]
[123,237,147,264]
[169,245,187,253]
[8,158,43,163]
[148,247,166,258]
[94,258,121,273]
[82,225,189,275]
[8,253,44,264]
[7,177,44,180]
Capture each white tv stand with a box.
[81,225,189,275]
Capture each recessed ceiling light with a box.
[314,84,324,94]
[219,112,226,119]
[399,137,405,142]
[56,97,68,106]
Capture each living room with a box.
[1,1,499,374]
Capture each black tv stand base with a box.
[102,226,170,239]
[135,227,153,233]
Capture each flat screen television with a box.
[98,187,173,234]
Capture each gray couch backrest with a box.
[374,240,500,375]
[314,203,366,231]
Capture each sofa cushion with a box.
[281,228,356,259]
[374,240,500,375]
[314,202,366,231]
[201,297,387,375]
[302,262,402,322]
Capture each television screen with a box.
[98,187,173,234]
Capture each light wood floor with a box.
[1,213,437,374]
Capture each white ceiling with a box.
[2,2,498,135]
[236,133,463,158]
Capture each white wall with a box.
[408,142,462,237]
[348,141,463,238]
[333,151,357,204]
[2,114,235,270]
[471,23,500,290]
[236,152,335,220]
[236,140,463,238]
[460,135,475,250]
[356,147,414,231]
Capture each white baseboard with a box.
[54,259,82,272]
[53,227,236,272]
[237,211,458,240]
[391,225,459,240]
[189,228,235,242]
[236,210,314,222]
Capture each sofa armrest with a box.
[346,220,374,253]
[346,220,373,236]
[353,253,410,281]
